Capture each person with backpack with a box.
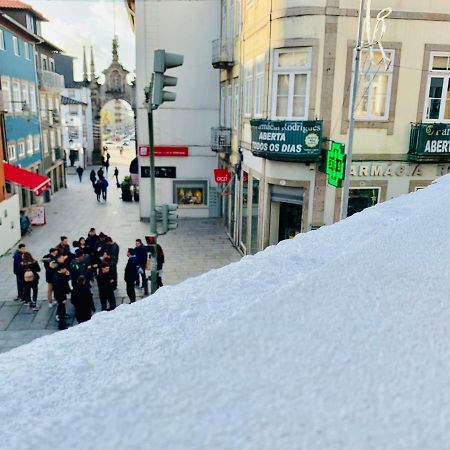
[71,275,96,324]
[100,177,109,201]
[13,243,27,301]
[21,252,41,311]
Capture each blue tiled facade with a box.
[0,23,41,169]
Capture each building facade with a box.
[214,0,450,254]
[131,0,221,220]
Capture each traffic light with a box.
[153,49,184,108]
[162,203,178,233]
[145,234,157,257]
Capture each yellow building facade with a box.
[214,0,450,254]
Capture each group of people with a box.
[12,229,165,330]
[90,167,110,202]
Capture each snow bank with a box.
[2,176,450,449]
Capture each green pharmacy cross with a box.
[326,141,346,188]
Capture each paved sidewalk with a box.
[0,164,240,353]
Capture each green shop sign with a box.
[409,123,450,161]
[326,141,346,188]
[250,119,323,162]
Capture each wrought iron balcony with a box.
[211,38,234,69]
[211,127,232,153]
[37,69,65,90]
[409,122,450,162]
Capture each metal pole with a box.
[146,74,158,295]
[341,0,365,220]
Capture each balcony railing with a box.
[409,122,450,162]
[211,127,232,153]
[211,38,234,69]
[37,69,65,90]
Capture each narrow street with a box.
[0,155,241,353]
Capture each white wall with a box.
[135,0,220,219]
[0,195,21,256]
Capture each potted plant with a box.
[121,176,133,202]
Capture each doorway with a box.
[278,202,303,241]
[347,187,380,217]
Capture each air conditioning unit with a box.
[0,90,9,114]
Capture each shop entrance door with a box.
[347,188,380,217]
[278,202,303,241]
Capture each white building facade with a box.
[132,0,221,219]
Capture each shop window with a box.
[424,53,450,122]
[250,178,259,253]
[240,172,248,250]
[347,187,380,217]
[272,48,311,120]
[351,49,394,121]
[173,180,208,206]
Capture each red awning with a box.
[4,162,51,196]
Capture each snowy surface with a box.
[2,176,450,449]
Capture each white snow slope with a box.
[2,177,450,450]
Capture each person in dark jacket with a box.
[42,248,59,307]
[94,180,102,202]
[113,167,119,186]
[124,248,139,303]
[85,228,98,249]
[76,166,84,182]
[156,244,165,289]
[100,177,109,201]
[53,265,71,330]
[97,167,104,180]
[56,236,71,259]
[21,252,41,311]
[71,275,95,323]
[89,169,96,187]
[134,239,148,295]
[13,243,27,301]
[96,264,116,311]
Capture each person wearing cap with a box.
[96,263,116,311]
[42,248,59,307]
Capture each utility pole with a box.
[340,0,365,220]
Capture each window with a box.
[234,0,241,37]
[12,36,20,56]
[41,55,48,71]
[18,140,25,158]
[33,135,40,154]
[254,55,265,117]
[21,82,29,110]
[40,94,47,119]
[24,42,30,60]
[26,135,33,155]
[0,29,4,51]
[48,96,54,125]
[347,188,380,217]
[233,81,239,130]
[226,84,232,127]
[424,53,450,122]
[12,80,21,113]
[42,132,49,155]
[56,131,61,147]
[69,104,78,115]
[244,61,253,116]
[7,143,16,161]
[220,85,226,127]
[272,48,311,119]
[29,83,37,112]
[1,76,11,112]
[49,58,55,72]
[49,130,55,149]
[173,180,208,206]
[351,49,394,121]
[26,14,34,31]
[251,177,259,254]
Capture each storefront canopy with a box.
[4,162,51,196]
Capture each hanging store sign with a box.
[214,169,231,184]
[326,141,346,188]
[138,145,189,157]
[409,123,450,161]
[250,119,323,162]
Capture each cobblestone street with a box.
[0,163,241,353]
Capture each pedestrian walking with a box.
[42,248,59,307]
[134,239,149,295]
[89,169,96,187]
[124,248,139,303]
[21,252,41,311]
[94,180,102,202]
[100,177,109,201]
[13,243,27,301]
[114,167,119,187]
[105,159,110,174]
[53,264,71,330]
[119,146,124,157]
[156,244,165,289]
[106,152,111,164]
[71,275,95,324]
[97,167,104,180]
[76,166,84,182]
[96,263,116,311]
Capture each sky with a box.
[28,0,135,82]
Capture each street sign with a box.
[326,141,346,188]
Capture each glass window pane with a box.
[293,95,306,117]
[277,74,289,95]
[429,77,444,99]
[250,178,259,254]
[276,74,289,117]
[278,50,309,68]
[370,74,388,116]
[293,74,306,95]
[355,76,369,116]
[432,56,450,71]
[445,81,450,120]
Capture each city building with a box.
[213,0,450,254]
[128,0,221,220]
[54,52,93,168]
[0,4,48,210]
